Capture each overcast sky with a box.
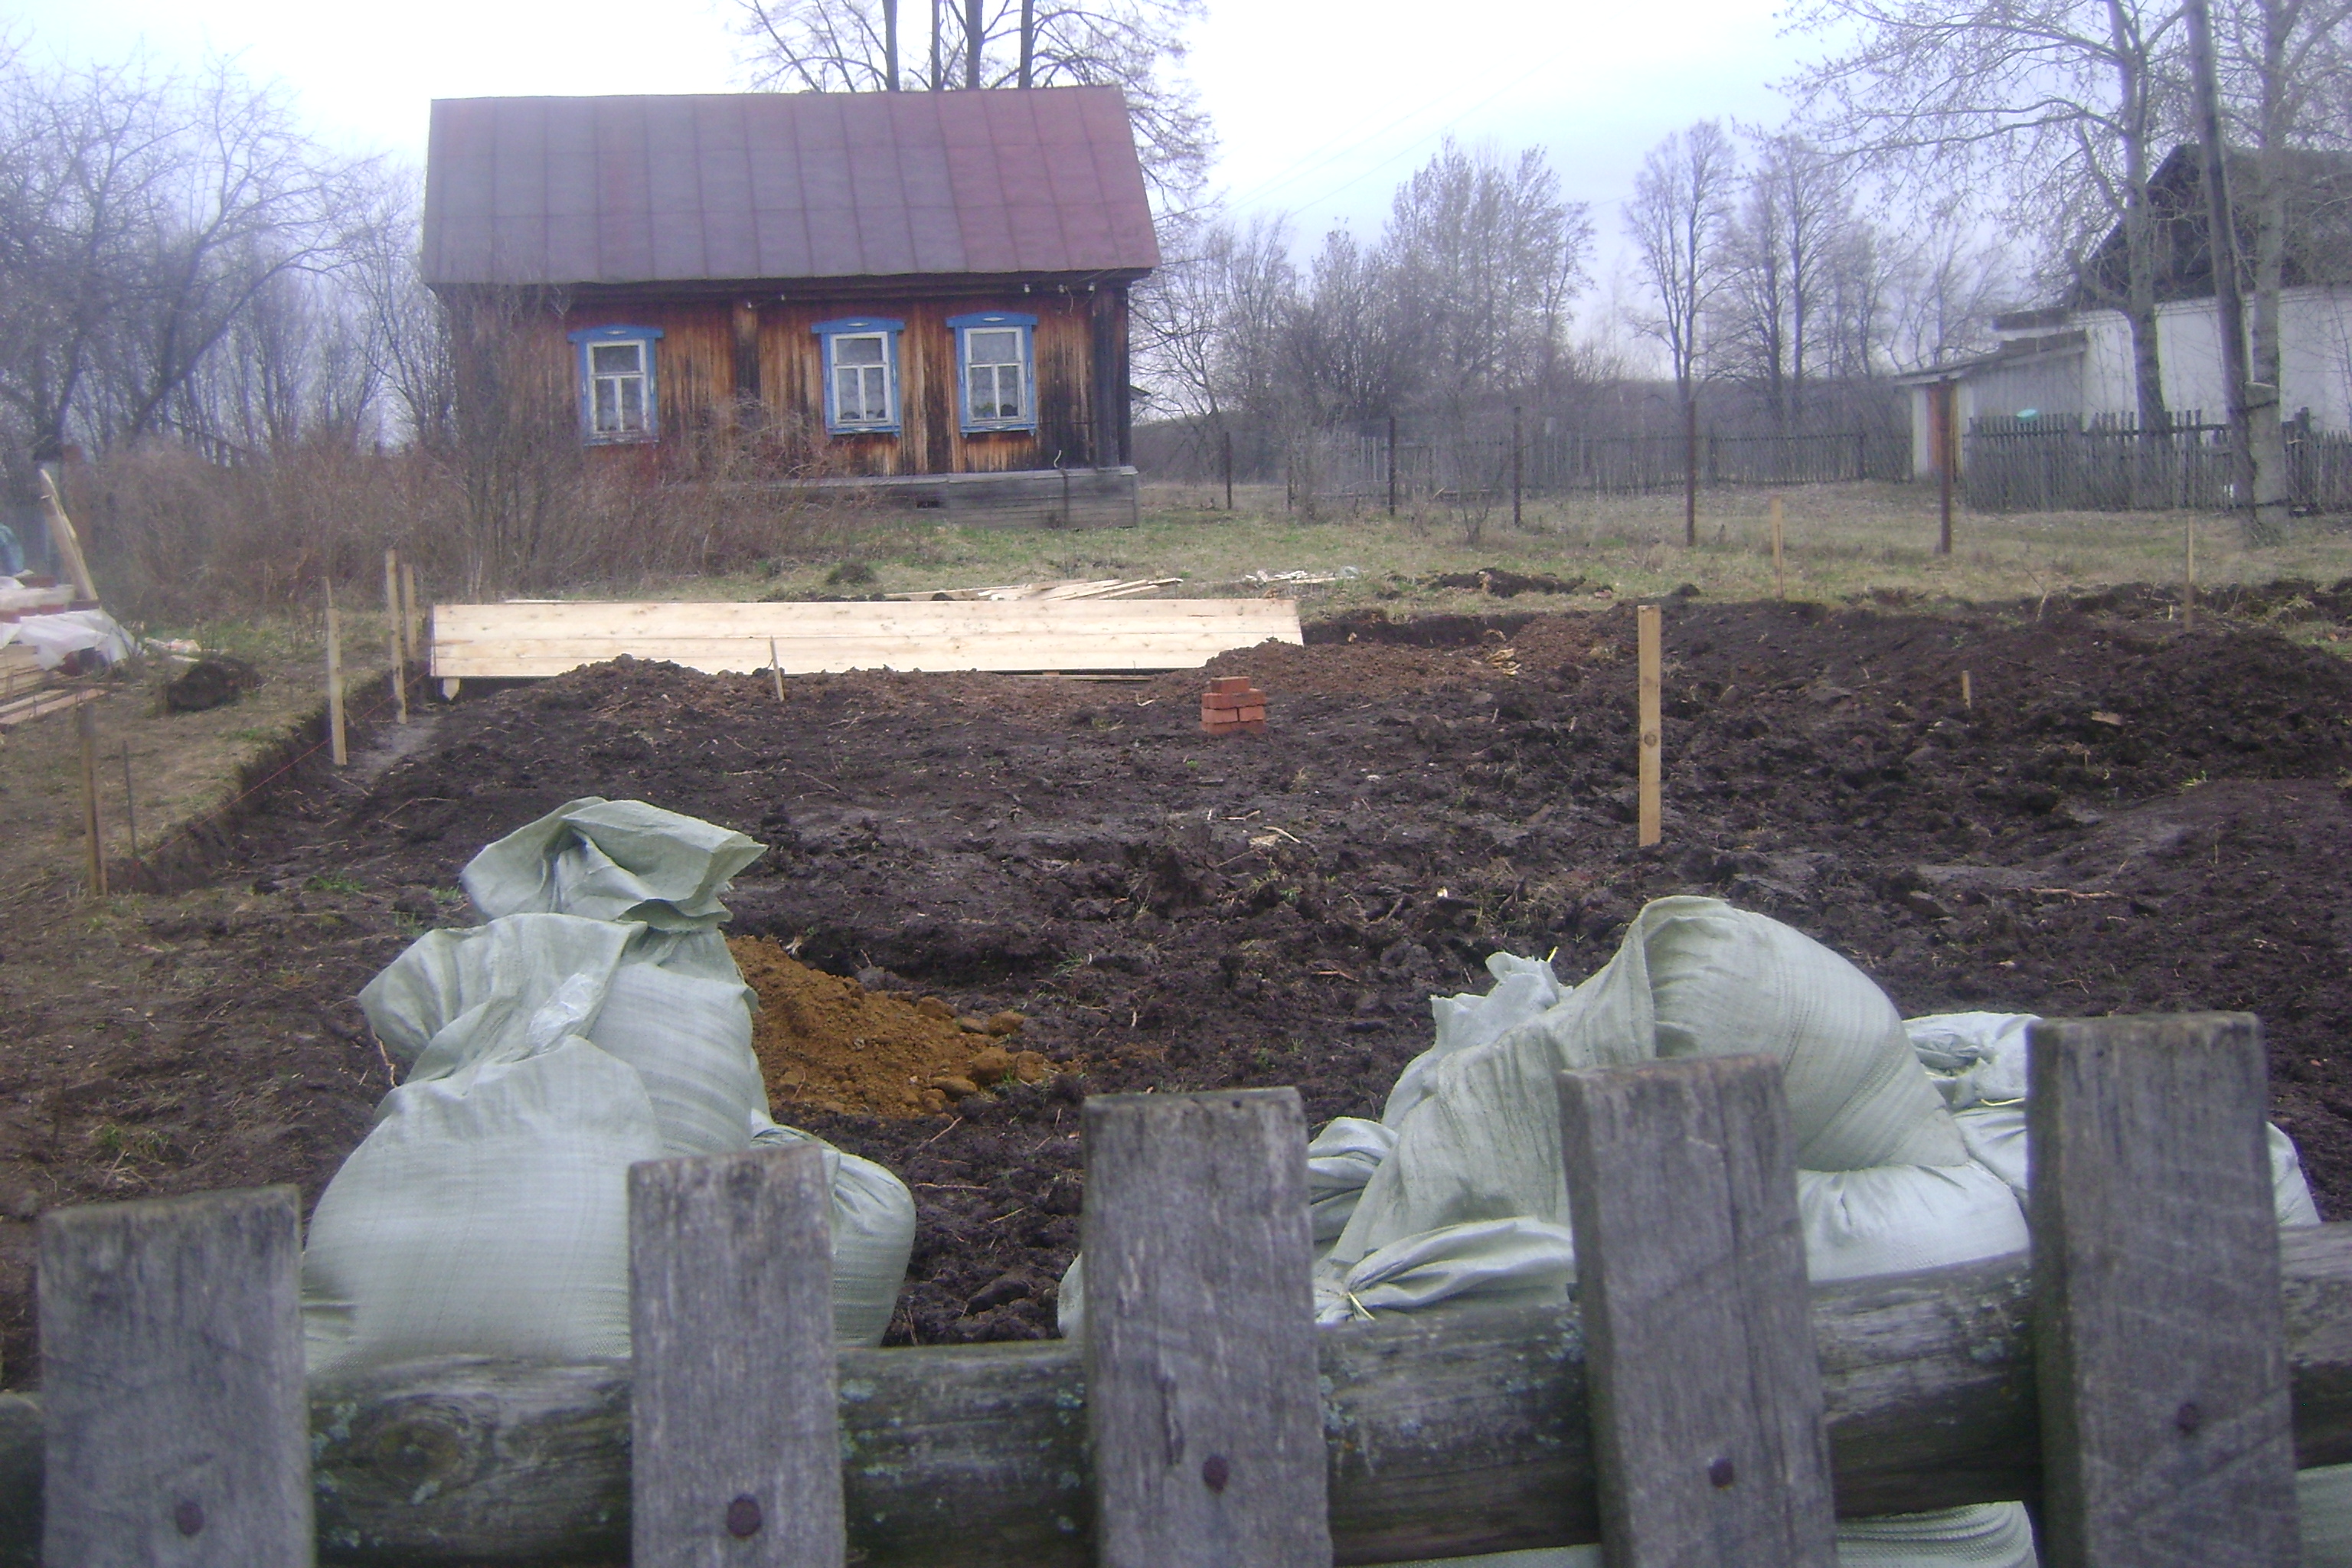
[23,0,1816,299]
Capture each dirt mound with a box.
[8,588,2352,1367]
[731,938,1055,1116]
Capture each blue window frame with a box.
[567,325,664,443]
[948,312,1037,433]
[812,318,904,434]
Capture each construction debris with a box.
[883,577,1182,602]
[1201,675,1268,736]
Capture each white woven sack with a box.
[1334,897,1965,1271]
[1906,1011,2323,1225]
[2301,1462,2352,1567]
[1835,1504,2037,1567]
[462,796,764,929]
[1799,1163,2027,1283]
[303,1034,661,1375]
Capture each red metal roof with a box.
[423,87,1159,288]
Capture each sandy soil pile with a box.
[730,937,1053,1116]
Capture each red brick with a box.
[1203,690,1263,712]
[1235,704,1266,723]
[1210,675,1253,694]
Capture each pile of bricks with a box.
[1200,675,1268,735]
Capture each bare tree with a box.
[2220,0,2352,531]
[1625,121,1738,405]
[735,0,1212,207]
[1785,0,2191,431]
[0,53,364,470]
[1382,140,1594,413]
[1713,136,1856,423]
[1878,198,2017,370]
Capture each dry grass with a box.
[659,479,2352,618]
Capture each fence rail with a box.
[8,1013,2336,1565]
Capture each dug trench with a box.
[2,590,2350,1374]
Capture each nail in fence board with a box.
[38,1187,311,1566]
[1557,1055,1838,1568]
[1082,1088,1331,1568]
[2029,1014,2298,1566]
[629,1145,844,1568]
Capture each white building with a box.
[1900,145,2352,478]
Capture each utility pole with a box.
[1018,0,1034,87]
[884,0,900,88]
[929,0,942,89]
[965,0,982,88]
[2186,0,2262,542]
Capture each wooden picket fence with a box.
[8,1011,2347,1566]
[1965,412,2352,514]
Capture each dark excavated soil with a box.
[3,586,2350,1373]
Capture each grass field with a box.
[666,480,2352,618]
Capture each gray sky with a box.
[23,0,1815,305]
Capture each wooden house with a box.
[420,87,1158,525]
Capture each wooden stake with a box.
[1770,497,1785,599]
[121,741,138,861]
[401,563,422,665]
[769,637,786,703]
[1638,604,1662,848]
[1936,381,1956,557]
[385,550,408,725]
[325,587,348,768]
[1962,671,1974,711]
[2185,519,2198,628]
[77,702,106,898]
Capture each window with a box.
[812,318,904,433]
[567,325,663,443]
[949,312,1037,432]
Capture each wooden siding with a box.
[527,286,1126,477]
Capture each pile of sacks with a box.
[1063,895,2337,1568]
[302,799,916,1374]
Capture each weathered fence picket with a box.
[12,1013,2340,1566]
[1082,1088,1331,1568]
[1559,1055,1838,1567]
[38,1186,311,1566]
[629,1145,844,1568]
[2030,1013,2299,1566]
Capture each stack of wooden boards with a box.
[429,596,1304,686]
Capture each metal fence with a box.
[1308,426,1910,505]
[1964,413,2352,513]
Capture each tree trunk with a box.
[2107,0,2171,474]
[965,0,982,88]
[2246,0,2294,536]
[884,0,900,89]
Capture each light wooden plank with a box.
[38,1187,310,1566]
[428,599,1302,678]
[2030,1013,2298,1567]
[1083,1088,1331,1568]
[1557,1054,1838,1567]
[629,1145,844,1568]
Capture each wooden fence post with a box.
[1557,1055,1838,1568]
[1083,1088,1329,1568]
[76,702,105,899]
[2029,1013,2298,1567]
[38,1187,311,1565]
[629,1145,844,1568]
[1637,604,1662,848]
